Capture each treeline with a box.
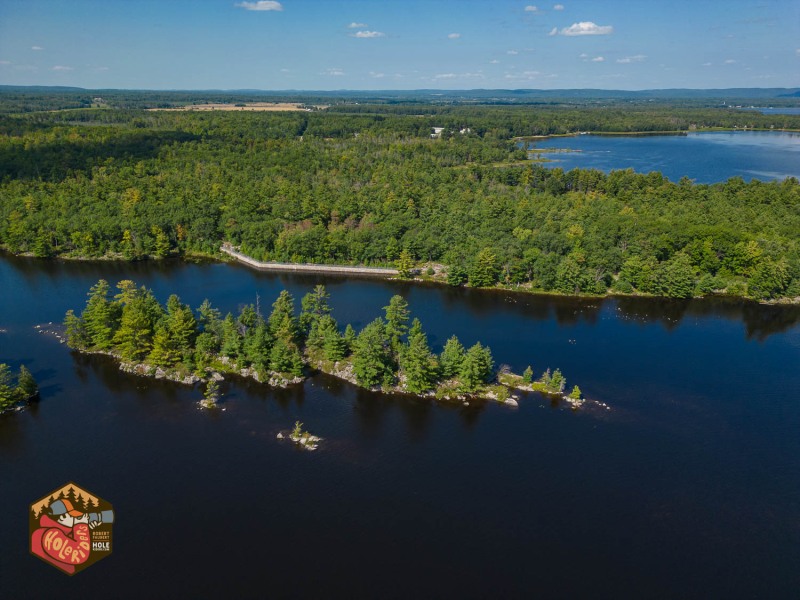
[0,363,38,413]
[64,281,505,395]
[1,108,798,300]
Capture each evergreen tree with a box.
[522,366,533,384]
[63,309,88,349]
[165,294,197,354]
[549,369,566,393]
[400,319,437,393]
[447,266,468,286]
[196,299,222,338]
[383,295,410,350]
[204,379,220,404]
[299,285,331,334]
[343,324,357,354]
[439,335,466,379]
[243,322,272,372]
[468,248,499,288]
[113,288,162,361]
[81,280,119,349]
[269,338,304,376]
[352,318,393,387]
[0,364,14,411]
[458,342,494,392]
[148,323,178,366]
[569,385,582,400]
[657,252,696,299]
[396,248,415,279]
[15,365,38,401]
[220,313,242,359]
[268,291,298,344]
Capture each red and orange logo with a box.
[29,483,114,575]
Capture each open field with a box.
[147,102,325,112]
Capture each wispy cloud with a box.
[235,1,283,11]
[351,30,385,38]
[93,66,110,72]
[447,33,461,39]
[31,46,44,51]
[591,56,605,62]
[432,72,485,81]
[505,70,547,81]
[489,59,500,64]
[796,48,800,56]
[553,4,564,9]
[558,21,613,36]
[324,67,345,76]
[52,65,73,71]
[548,27,558,36]
[724,59,737,64]
[507,49,519,55]
[0,60,11,65]
[702,62,712,67]
[369,71,385,78]
[524,5,539,12]
[348,22,367,28]
[616,54,646,64]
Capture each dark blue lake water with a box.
[2,255,800,598]
[530,131,800,183]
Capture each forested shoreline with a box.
[1,100,799,301]
[63,280,583,406]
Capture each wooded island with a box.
[63,280,583,406]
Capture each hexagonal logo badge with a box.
[29,482,114,575]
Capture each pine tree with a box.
[549,369,566,393]
[196,299,222,338]
[0,364,14,411]
[243,323,272,372]
[439,335,466,379]
[269,291,298,344]
[383,295,410,351]
[458,343,494,392]
[400,319,437,393]
[522,366,534,384]
[468,248,499,288]
[299,285,331,335]
[447,266,468,286]
[220,314,242,359]
[113,288,162,361]
[352,318,393,387]
[396,248,415,279]
[16,365,38,400]
[569,385,582,400]
[165,294,197,354]
[63,309,88,349]
[203,379,220,405]
[269,338,303,376]
[343,324,357,355]
[82,280,119,349]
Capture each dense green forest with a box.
[1,99,799,301]
[64,280,574,400]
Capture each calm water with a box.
[530,131,800,183]
[2,255,800,598]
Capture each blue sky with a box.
[0,0,798,90]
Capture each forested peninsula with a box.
[2,96,799,301]
[63,280,583,406]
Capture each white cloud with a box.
[369,71,385,78]
[94,66,109,71]
[324,67,345,76]
[348,22,367,28]
[591,56,604,62]
[31,46,44,51]
[616,54,646,64]
[52,65,73,71]
[553,4,564,9]
[0,60,11,65]
[558,21,613,36]
[235,1,283,11]
[507,49,519,55]
[280,68,290,72]
[724,59,737,64]
[432,72,485,81]
[796,48,800,56]
[448,33,461,39]
[352,30,385,38]
[505,70,543,81]
[489,59,500,64]
[548,27,558,36]
[579,53,588,58]
[702,62,712,67]
[524,5,539,12]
